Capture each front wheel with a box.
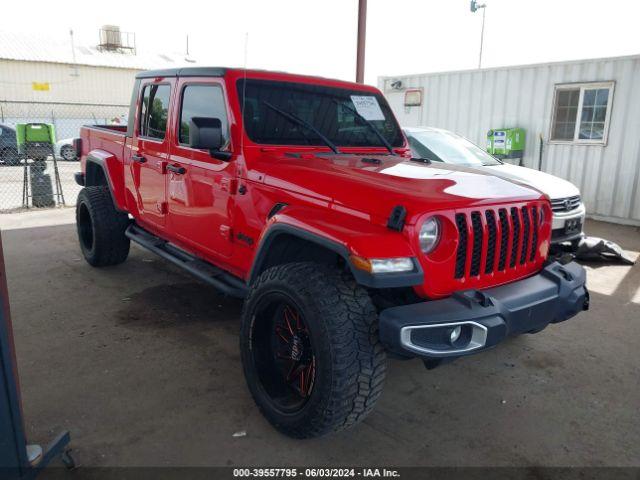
[240,262,387,438]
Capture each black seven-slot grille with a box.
[454,204,543,280]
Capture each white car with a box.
[54,138,78,161]
[404,127,586,247]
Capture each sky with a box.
[2,0,639,85]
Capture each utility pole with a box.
[356,0,367,83]
[470,1,487,69]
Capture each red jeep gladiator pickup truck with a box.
[74,67,589,438]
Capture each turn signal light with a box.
[350,255,414,274]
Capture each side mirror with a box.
[189,117,231,160]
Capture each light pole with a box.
[471,0,487,69]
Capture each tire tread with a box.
[241,262,386,438]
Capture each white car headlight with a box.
[419,216,440,254]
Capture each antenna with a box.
[184,34,196,63]
[69,29,79,77]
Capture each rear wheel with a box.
[60,144,77,161]
[76,186,130,266]
[240,262,386,438]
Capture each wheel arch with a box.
[248,222,423,289]
[248,224,350,285]
[84,151,127,212]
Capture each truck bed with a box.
[80,125,127,164]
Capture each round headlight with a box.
[419,216,440,254]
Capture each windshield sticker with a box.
[350,95,385,121]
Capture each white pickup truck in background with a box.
[404,127,586,249]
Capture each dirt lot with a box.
[1,210,639,468]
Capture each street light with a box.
[470,0,487,69]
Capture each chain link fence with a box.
[0,101,128,213]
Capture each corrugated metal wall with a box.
[379,55,640,226]
[0,60,139,105]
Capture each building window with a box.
[139,84,171,140]
[550,82,614,144]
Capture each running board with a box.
[125,224,248,298]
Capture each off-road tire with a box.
[240,262,387,438]
[76,186,130,267]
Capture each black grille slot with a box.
[520,206,530,265]
[530,206,538,261]
[455,214,468,279]
[453,203,543,282]
[485,210,497,274]
[510,207,521,267]
[498,209,509,271]
[470,212,483,276]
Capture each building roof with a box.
[0,30,197,70]
[379,52,640,81]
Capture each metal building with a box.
[0,29,195,135]
[379,54,640,226]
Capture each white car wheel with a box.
[61,145,77,161]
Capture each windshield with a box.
[407,130,502,166]
[237,79,404,148]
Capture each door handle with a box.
[132,154,147,163]
[166,164,186,175]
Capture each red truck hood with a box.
[255,152,544,225]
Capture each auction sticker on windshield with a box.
[350,95,385,121]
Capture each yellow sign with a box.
[32,82,50,91]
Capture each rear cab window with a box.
[139,84,171,140]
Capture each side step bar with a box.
[125,224,248,298]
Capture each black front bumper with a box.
[379,261,589,360]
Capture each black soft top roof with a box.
[135,67,227,79]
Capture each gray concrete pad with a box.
[1,219,639,467]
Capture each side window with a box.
[179,85,229,146]
[139,84,171,140]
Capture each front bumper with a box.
[379,261,588,360]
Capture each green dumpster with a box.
[16,123,56,162]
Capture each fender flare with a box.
[83,151,127,212]
[248,223,423,289]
